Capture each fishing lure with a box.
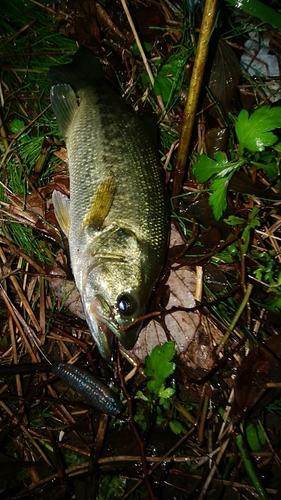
[0,283,121,416]
[52,362,122,416]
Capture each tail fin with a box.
[49,48,104,94]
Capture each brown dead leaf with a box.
[128,224,223,371]
[234,335,281,412]
[38,174,69,199]
[1,175,70,240]
[130,264,219,372]
[53,147,67,162]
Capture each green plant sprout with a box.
[139,49,189,110]
[192,105,281,221]
[224,207,260,254]
[134,342,176,404]
[134,342,189,435]
[153,54,187,106]
[145,341,176,396]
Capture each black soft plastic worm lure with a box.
[52,362,122,416]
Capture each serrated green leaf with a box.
[192,152,237,183]
[192,154,219,182]
[145,341,176,395]
[209,177,230,220]
[158,386,175,399]
[10,118,25,134]
[236,106,281,154]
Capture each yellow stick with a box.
[172,0,219,200]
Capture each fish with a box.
[52,363,121,416]
[49,48,169,360]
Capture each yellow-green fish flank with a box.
[49,48,169,360]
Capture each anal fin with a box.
[52,190,71,237]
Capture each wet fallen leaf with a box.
[205,127,229,157]
[208,40,240,113]
[234,335,281,412]
[53,147,68,162]
[128,225,223,371]
[204,263,228,293]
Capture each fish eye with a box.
[117,293,137,317]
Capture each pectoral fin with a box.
[82,176,116,230]
[52,190,71,237]
[50,84,78,138]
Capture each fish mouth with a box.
[82,297,114,361]
[84,295,141,360]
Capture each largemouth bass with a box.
[49,48,169,360]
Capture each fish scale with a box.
[50,48,169,360]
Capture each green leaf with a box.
[64,451,86,467]
[97,475,127,500]
[10,118,25,134]
[169,420,187,435]
[192,154,219,182]
[153,58,185,104]
[192,153,244,220]
[225,0,281,29]
[192,152,240,183]
[245,423,266,452]
[235,106,281,154]
[154,73,173,104]
[131,41,152,56]
[159,397,171,410]
[224,215,245,225]
[241,208,260,253]
[145,341,176,395]
[263,294,281,314]
[134,390,149,402]
[134,411,147,432]
[209,177,230,221]
[158,386,175,399]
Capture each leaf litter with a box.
[0,0,281,499]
